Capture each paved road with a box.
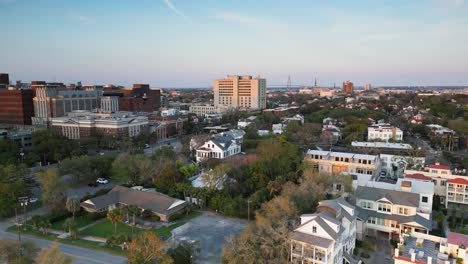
[144,138,182,156]
[0,209,126,264]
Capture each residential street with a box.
[0,208,126,264]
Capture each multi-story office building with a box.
[0,89,34,125]
[105,84,160,113]
[214,75,266,110]
[342,81,353,94]
[100,96,119,113]
[368,123,403,141]
[50,111,148,139]
[32,82,103,125]
[189,104,228,117]
[0,73,9,88]
[355,180,433,240]
[291,197,357,264]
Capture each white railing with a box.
[410,232,446,244]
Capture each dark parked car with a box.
[88,182,98,187]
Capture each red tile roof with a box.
[448,232,468,247]
[428,164,450,170]
[404,173,432,181]
[448,178,468,185]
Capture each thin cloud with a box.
[163,0,185,17]
[70,15,96,24]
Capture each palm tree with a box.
[64,218,78,239]
[126,205,138,226]
[66,196,80,220]
[107,209,123,234]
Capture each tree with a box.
[179,164,200,178]
[127,232,173,264]
[107,209,123,234]
[433,210,445,231]
[63,218,78,239]
[451,205,459,228]
[0,164,30,217]
[200,164,232,190]
[0,239,37,264]
[153,163,185,193]
[167,241,199,264]
[36,169,66,211]
[65,196,80,220]
[0,138,20,166]
[111,154,153,185]
[35,242,72,264]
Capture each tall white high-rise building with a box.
[213,75,266,110]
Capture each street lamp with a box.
[18,197,28,231]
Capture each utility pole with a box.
[247,199,251,221]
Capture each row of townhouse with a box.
[405,163,468,208]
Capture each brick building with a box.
[0,89,35,125]
[103,84,161,112]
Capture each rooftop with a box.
[351,141,413,150]
[447,232,468,247]
[396,236,439,263]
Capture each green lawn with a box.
[81,211,203,239]
[81,220,143,238]
[6,225,125,255]
[50,217,95,230]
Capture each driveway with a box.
[170,211,247,264]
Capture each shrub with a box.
[85,211,107,221]
[141,209,153,219]
[360,252,370,259]
[152,215,160,222]
[362,241,374,252]
[169,212,184,222]
[43,211,71,223]
[353,248,359,256]
[107,234,132,246]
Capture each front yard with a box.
[7,210,203,256]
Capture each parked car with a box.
[29,197,39,203]
[88,182,98,187]
[96,178,109,184]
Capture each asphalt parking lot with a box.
[170,211,247,264]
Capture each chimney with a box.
[401,181,412,192]
[411,252,416,262]
[394,248,399,257]
[426,256,432,264]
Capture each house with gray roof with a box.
[291,197,358,264]
[195,132,242,162]
[355,183,433,241]
[80,186,187,222]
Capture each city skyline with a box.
[1,0,468,87]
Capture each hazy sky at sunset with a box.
[1,0,468,87]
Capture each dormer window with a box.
[312,226,317,233]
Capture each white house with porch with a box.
[195,134,241,162]
[291,197,358,264]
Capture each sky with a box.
[1,0,468,87]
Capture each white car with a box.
[29,197,39,203]
[96,178,109,184]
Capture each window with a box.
[357,169,364,174]
[312,226,317,233]
[398,207,409,215]
[431,170,437,173]
[378,203,391,213]
[360,201,372,209]
[422,196,428,203]
[432,179,437,185]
